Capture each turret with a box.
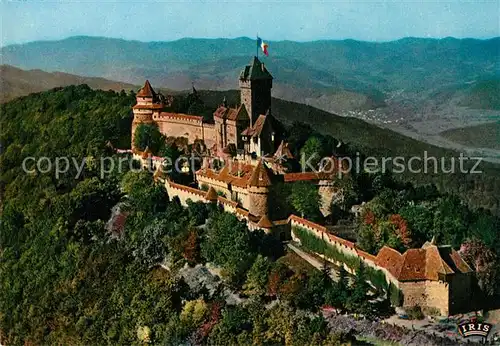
[247,160,272,217]
[132,80,160,150]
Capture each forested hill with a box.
[0,64,137,103]
[1,84,499,344]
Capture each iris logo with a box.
[458,321,492,340]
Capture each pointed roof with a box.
[274,140,293,160]
[257,214,274,229]
[141,146,152,159]
[241,114,269,138]
[205,187,218,201]
[137,80,156,97]
[248,160,272,187]
[213,104,248,121]
[239,56,273,81]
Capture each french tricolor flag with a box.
[257,37,269,56]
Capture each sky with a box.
[1,0,499,46]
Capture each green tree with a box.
[129,218,170,268]
[133,123,165,154]
[186,200,209,226]
[121,171,168,214]
[289,181,321,220]
[243,255,272,296]
[208,306,251,345]
[201,211,256,285]
[346,263,371,315]
[300,136,325,169]
[180,299,209,331]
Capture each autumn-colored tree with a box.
[182,230,201,266]
[196,302,222,341]
[459,239,500,296]
[279,274,304,302]
[363,210,376,226]
[390,214,412,247]
[267,263,290,298]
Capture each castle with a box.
[132,56,341,226]
[128,56,475,316]
[132,57,276,159]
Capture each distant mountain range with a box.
[1,36,499,160]
[0,65,136,103]
[2,36,498,114]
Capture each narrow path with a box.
[286,242,339,281]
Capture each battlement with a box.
[154,112,203,125]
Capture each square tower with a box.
[239,56,273,127]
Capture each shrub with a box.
[389,282,403,307]
[406,305,424,320]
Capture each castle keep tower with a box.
[239,57,273,126]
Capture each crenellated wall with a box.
[155,114,203,143]
[289,214,475,316]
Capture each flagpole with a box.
[256,33,259,58]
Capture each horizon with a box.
[2,1,499,46]
[2,34,499,48]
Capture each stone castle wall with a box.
[290,216,380,275]
[155,117,203,144]
[399,281,449,315]
[289,215,470,316]
[248,186,268,218]
[165,180,206,206]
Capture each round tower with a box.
[247,160,272,217]
[132,80,157,150]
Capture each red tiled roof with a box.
[375,243,471,282]
[257,214,274,229]
[400,249,429,281]
[205,187,218,201]
[248,160,272,187]
[236,207,249,217]
[216,161,255,187]
[356,249,377,262]
[288,214,327,232]
[241,127,254,136]
[213,106,228,119]
[274,141,294,160]
[196,167,220,180]
[449,249,472,273]
[137,80,156,97]
[213,105,247,121]
[375,246,404,279]
[251,114,267,137]
[283,172,324,182]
